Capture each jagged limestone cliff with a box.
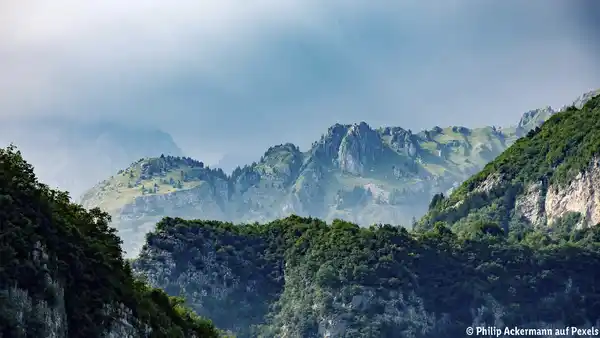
[513,161,600,228]
[0,146,222,338]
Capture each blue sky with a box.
[1,1,600,169]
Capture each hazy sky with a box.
[2,1,600,167]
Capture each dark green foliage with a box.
[135,215,319,338]
[135,214,600,338]
[428,193,445,210]
[550,212,583,241]
[0,146,221,337]
[138,155,223,183]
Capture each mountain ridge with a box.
[81,90,599,256]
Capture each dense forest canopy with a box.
[134,215,600,337]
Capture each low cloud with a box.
[1,1,599,164]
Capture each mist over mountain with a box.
[0,117,183,198]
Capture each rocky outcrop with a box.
[337,122,384,175]
[514,182,545,226]
[514,159,600,228]
[1,284,68,338]
[516,106,555,137]
[0,242,151,338]
[567,89,600,109]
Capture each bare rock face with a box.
[516,106,556,137]
[511,159,600,229]
[1,242,149,338]
[1,242,69,338]
[514,182,545,226]
[568,89,600,109]
[337,122,384,175]
[544,161,600,227]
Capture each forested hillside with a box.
[0,146,222,338]
[133,215,600,338]
[420,93,600,236]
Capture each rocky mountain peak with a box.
[516,106,556,137]
[310,123,350,164]
[255,143,304,184]
[310,121,385,174]
[569,89,600,109]
[79,90,600,257]
[515,89,600,135]
[337,122,384,175]
[261,143,301,160]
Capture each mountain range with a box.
[80,90,599,257]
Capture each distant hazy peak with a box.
[514,89,600,137]
[517,106,556,131]
[0,118,185,199]
[569,89,600,109]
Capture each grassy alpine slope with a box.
[0,145,222,338]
